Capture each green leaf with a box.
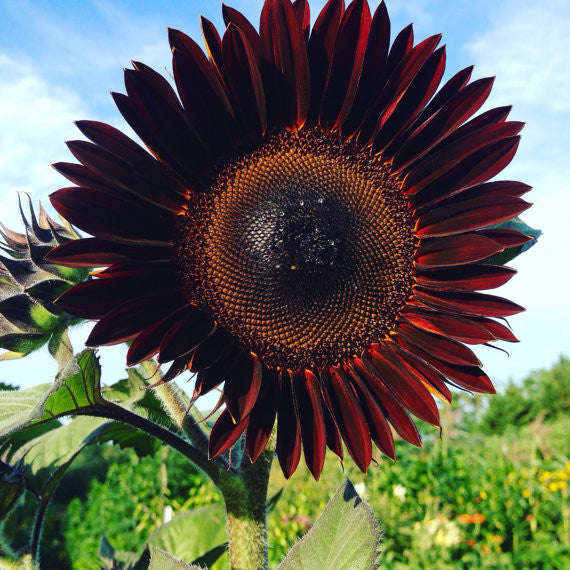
[142,505,228,567]
[47,327,74,373]
[10,416,108,498]
[191,543,229,568]
[92,421,161,459]
[0,420,62,462]
[29,303,58,330]
[266,487,283,513]
[101,368,178,431]
[0,383,54,435]
[0,460,25,519]
[0,333,50,359]
[279,479,382,570]
[98,533,115,569]
[149,547,202,570]
[0,350,104,437]
[488,217,541,265]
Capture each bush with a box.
[478,356,570,434]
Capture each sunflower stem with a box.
[140,359,209,454]
[78,405,226,485]
[220,447,274,570]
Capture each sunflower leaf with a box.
[0,460,25,519]
[278,479,382,570]
[148,547,203,570]
[91,421,161,459]
[47,327,74,373]
[0,349,104,438]
[138,506,228,569]
[9,415,108,498]
[0,333,50,359]
[487,217,541,265]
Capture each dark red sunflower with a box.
[47,0,531,479]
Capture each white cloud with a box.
[0,54,86,226]
[468,0,570,113]
[465,0,570,382]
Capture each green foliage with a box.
[148,547,201,570]
[0,349,202,568]
[267,414,570,568]
[0,350,105,437]
[143,505,227,567]
[279,479,381,569]
[478,356,570,434]
[64,448,222,569]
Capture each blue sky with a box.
[1,0,569,395]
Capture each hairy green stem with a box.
[30,497,49,564]
[219,448,274,570]
[140,359,210,454]
[80,404,225,485]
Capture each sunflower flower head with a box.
[47,0,532,479]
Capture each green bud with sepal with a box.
[0,197,89,367]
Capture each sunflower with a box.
[47,0,531,479]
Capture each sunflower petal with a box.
[194,350,240,396]
[276,371,302,479]
[405,122,524,195]
[327,367,372,472]
[189,328,234,371]
[396,322,481,366]
[291,370,327,479]
[222,24,267,135]
[415,234,504,268]
[127,306,191,366]
[415,265,516,292]
[121,64,207,181]
[416,194,531,237]
[158,308,216,363]
[222,4,261,58]
[307,0,345,121]
[341,1,390,136]
[354,356,422,446]
[373,46,446,152]
[224,352,262,422]
[200,16,226,77]
[319,0,371,129]
[209,409,249,458]
[388,342,452,403]
[410,136,521,206]
[414,289,525,318]
[477,228,533,248]
[246,369,279,462]
[85,292,183,346]
[56,270,177,319]
[292,0,311,42]
[171,40,237,149]
[260,0,310,127]
[367,347,440,426]
[347,364,396,460]
[393,77,495,171]
[472,317,519,342]
[403,308,496,344]
[358,33,441,145]
[45,237,172,267]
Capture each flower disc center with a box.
[244,190,352,298]
[178,129,417,370]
